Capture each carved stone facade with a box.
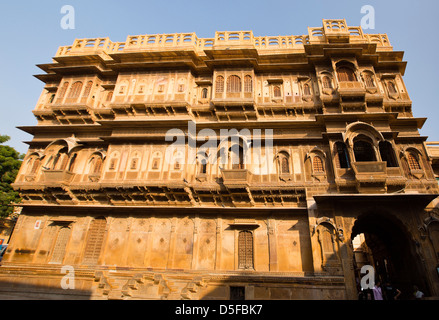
[1,19,439,300]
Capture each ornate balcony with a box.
[221,169,252,188]
[41,170,75,184]
[351,161,387,193]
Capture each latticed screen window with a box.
[337,67,356,82]
[407,153,421,170]
[91,156,103,174]
[227,75,241,93]
[244,75,252,93]
[68,81,83,99]
[303,84,311,95]
[238,231,254,269]
[216,76,224,93]
[56,82,69,102]
[365,74,375,87]
[280,156,289,174]
[82,81,93,98]
[82,217,106,265]
[273,86,281,97]
[387,82,397,94]
[322,76,332,89]
[50,227,71,264]
[313,156,324,173]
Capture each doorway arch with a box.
[351,212,429,299]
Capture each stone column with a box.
[215,216,222,270]
[191,215,200,270]
[267,218,278,271]
[167,217,178,269]
[334,215,357,300]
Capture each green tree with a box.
[0,135,24,218]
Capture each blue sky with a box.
[0,0,438,154]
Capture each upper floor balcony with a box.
[54,20,393,60]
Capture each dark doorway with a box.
[230,286,245,300]
[351,213,429,299]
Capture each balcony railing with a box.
[41,170,75,184]
[221,169,252,188]
[54,21,392,58]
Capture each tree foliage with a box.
[0,135,24,218]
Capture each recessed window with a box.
[273,85,281,98]
[244,75,252,93]
[364,74,375,88]
[313,156,324,173]
[238,230,254,270]
[335,142,350,169]
[387,81,397,94]
[227,75,241,93]
[201,88,208,99]
[337,66,356,82]
[303,83,311,95]
[353,140,376,162]
[216,76,224,93]
[82,81,93,98]
[177,84,185,92]
[322,76,332,89]
[68,81,83,99]
[379,141,398,167]
[407,153,421,170]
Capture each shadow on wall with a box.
[0,278,93,300]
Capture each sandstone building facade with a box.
[1,19,439,300]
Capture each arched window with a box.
[407,153,421,170]
[322,76,332,89]
[379,141,397,167]
[82,81,93,98]
[238,231,254,270]
[353,140,376,162]
[227,75,241,93]
[200,158,207,174]
[229,145,245,169]
[52,147,69,170]
[56,82,69,103]
[387,82,397,94]
[364,74,375,88]
[68,81,83,99]
[273,85,281,98]
[303,83,311,95]
[82,217,107,265]
[27,156,41,174]
[68,153,77,172]
[277,152,290,174]
[335,142,350,169]
[313,156,325,173]
[244,75,252,93]
[201,88,208,99]
[106,91,113,102]
[215,76,224,93]
[90,155,103,175]
[337,67,356,82]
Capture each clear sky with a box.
[0,0,438,154]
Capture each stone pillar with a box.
[334,215,357,300]
[167,217,178,269]
[306,199,323,273]
[215,216,222,270]
[191,215,200,270]
[267,218,278,271]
